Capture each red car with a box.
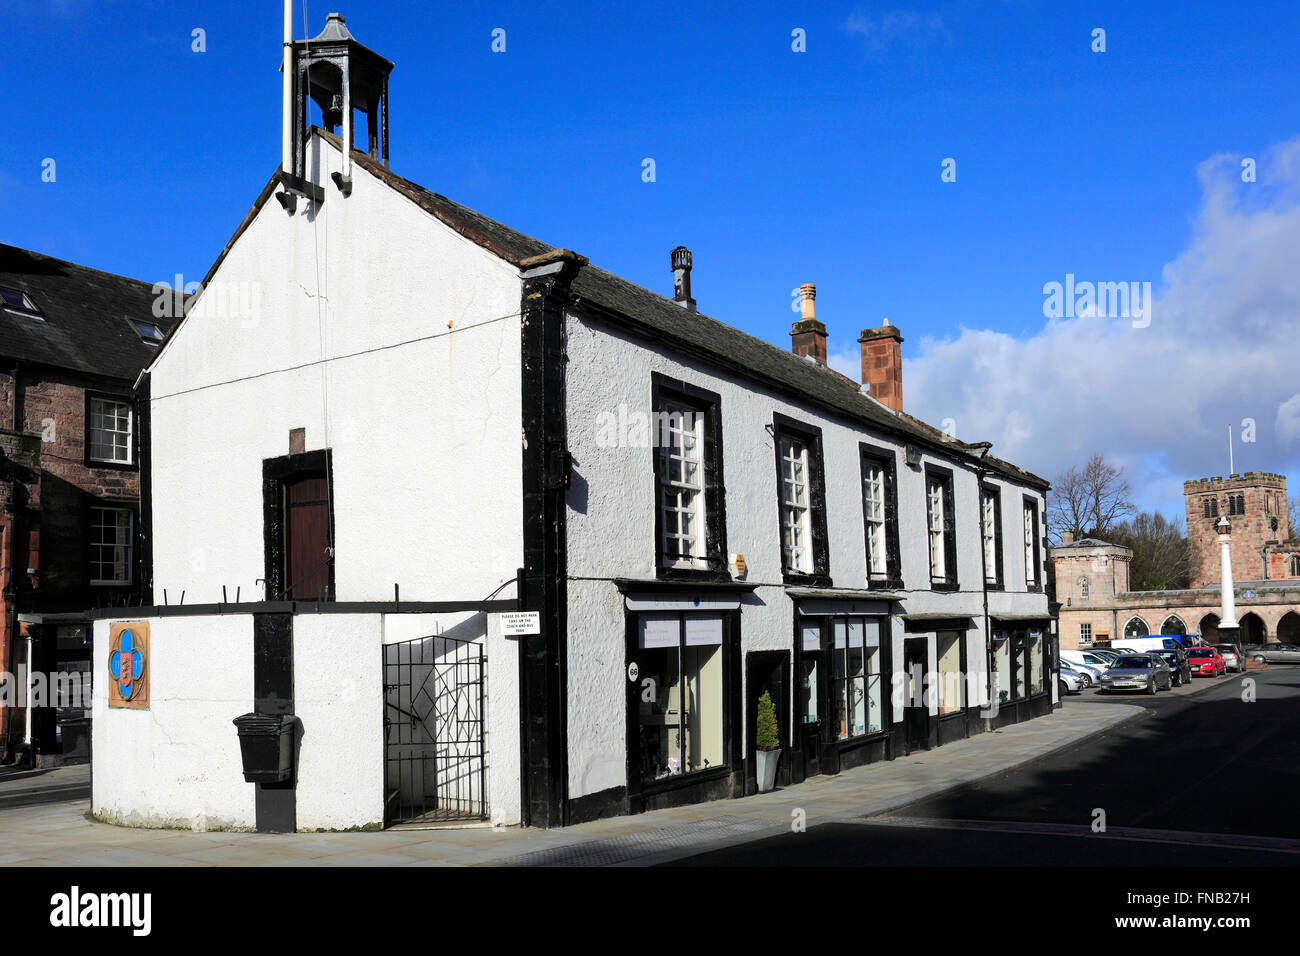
[1187,647,1226,677]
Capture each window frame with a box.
[980,484,1004,590]
[84,391,136,469]
[1080,622,1093,644]
[0,285,43,320]
[1023,495,1043,592]
[924,465,958,591]
[773,413,830,587]
[651,373,727,582]
[859,443,902,590]
[88,504,135,586]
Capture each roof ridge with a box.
[0,242,159,295]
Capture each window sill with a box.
[783,571,833,589]
[86,458,137,471]
[90,581,133,587]
[834,729,889,752]
[866,578,903,592]
[984,581,1004,591]
[639,763,731,795]
[929,581,959,593]
[655,563,731,584]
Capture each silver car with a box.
[1244,643,1300,664]
[1098,653,1172,694]
[1214,643,1244,672]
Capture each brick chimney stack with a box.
[790,284,827,364]
[859,318,903,412]
[671,246,696,312]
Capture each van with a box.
[1062,648,1116,671]
[1111,636,1182,654]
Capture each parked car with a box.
[1059,670,1084,696]
[1214,643,1244,672]
[1243,642,1300,664]
[1086,648,1123,665]
[1063,658,1104,685]
[1186,646,1227,676]
[1153,648,1191,686]
[1062,649,1115,672]
[1099,653,1173,694]
[1059,659,1093,687]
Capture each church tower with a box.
[1184,473,1289,587]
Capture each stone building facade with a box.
[0,244,166,763]
[1054,471,1300,649]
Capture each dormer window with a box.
[0,286,42,320]
[131,319,165,347]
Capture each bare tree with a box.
[1289,495,1300,541]
[1047,453,1135,544]
[1112,511,1190,590]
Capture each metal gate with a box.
[384,633,486,826]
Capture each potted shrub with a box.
[755,690,781,792]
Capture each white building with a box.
[91,13,1054,832]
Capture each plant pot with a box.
[756,748,781,793]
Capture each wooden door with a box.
[283,475,331,600]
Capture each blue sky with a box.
[3,0,1299,523]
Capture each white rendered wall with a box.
[147,134,524,605]
[92,615,256,830]
[562,312,1050,799]
[93,610,521,830]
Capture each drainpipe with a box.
[972,453,994,724]
[22,627,32,747]
[2,363,19,753]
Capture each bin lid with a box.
[232,712,295,733]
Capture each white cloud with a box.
[844,9,945,52]
[890,137,1300,514]
[1278,393,1300,446]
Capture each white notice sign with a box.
[500,612,542,636]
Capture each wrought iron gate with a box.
[384,633,486,825]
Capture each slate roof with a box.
[180,128,1050,490]
[0,243,174,382]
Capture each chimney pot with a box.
[790,283,827,364]
[671,245,696,312]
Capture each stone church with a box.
[1053,472,1300,649]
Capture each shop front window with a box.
[637,611,724,783]
[937,631,964,715]
[1029,630,1044,695]
[1013,631,1027,698]
[830,617,883,739]
[994,631,1011,703]
[798,624,820,725]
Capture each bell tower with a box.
[279,10,394,207]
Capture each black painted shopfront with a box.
[988,616,1055,728]
[789,598,896,783]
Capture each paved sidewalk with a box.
[0,702,1140,866]
[0,764,90,810]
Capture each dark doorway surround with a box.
[902,636,933,753]
[263,450,335,602]
[744,651,790,795]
